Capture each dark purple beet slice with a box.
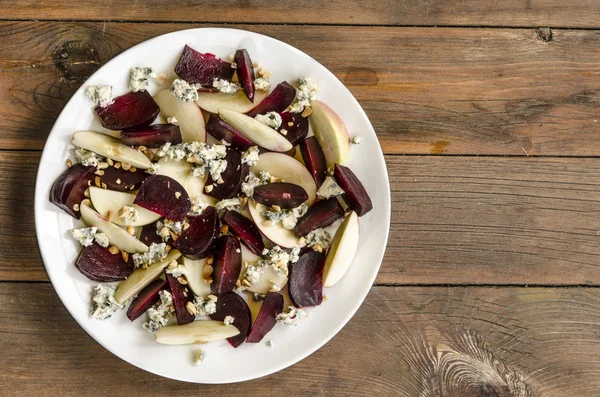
[334,164,373,216]
[100,166,149,192]
[134,175,191,222]
[205,115,254,150]
[173,207,219,259]
[74,243,134,282]
[139,223,163,246]
[247,81,296,117]
[126,278,168,321]
[221,210,264,255]
[50,163,95,219]
[234,49,255,102]
[253,182,308,209]
[209,292,251,348]
[95,91,159,130]
[205,149,246,199]
[211,235,242,294]
[247,292,284,343]
[174,45,234,86]
[299,136,327,187]
[166,273,195,325]
[279,112,308,146]
[288,251,325,308]
[120,124,182,148]
[293,198,344,237]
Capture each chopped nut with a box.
[168,260,178,269]
[169,231,178,241]
[269,176,279,183]
[144,151,155,161]
[121,163,131,171]
[95,170,105,176]
[129,185,135,191]
[297,237,306,245]
[84,188,90,198]
[175,191,182,199]
[87,180,92,187]
[236,279,241,287]
[155,72,167,85]
[217,178,224,185]
[165,245,172,252]
[101,182,107,189]
[130,167,137,173]
[280,129,288,135]
[242,279,251,286]
[262,70,271,79]
[72,203,80,212]
[203,265,213,276]
[138,146,147,152]
[114,162,121,169]
[272,205,281,212]
[107,158,114,166]
[177,276,188,285]
[121,251,129,262]
[262,220,274,227]
[186,301,197,315]
[323,295,329,300]
[302,106,313,117]
[97,162,109,170]
[108,245,119,255]
[81,198,92,208]
[312,243,324,253]
[220,225,229,234]
[183,222,190,231]
[116,178,121,184]
[205,184,214,193]
[66,159,73,167]
[106,210,113,219]
[159,227,170,238]
[126,226,135,235]
[204,277,213,285]
[238,197,248,208]
[94,176,101,187]
[288,121,294,127]
[207,256,214,265]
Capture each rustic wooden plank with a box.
[1,0,600,28]
[8,150,600,284]
[1,22,600,155]
[2,283,600,396]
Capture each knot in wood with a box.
[53,40,100,85]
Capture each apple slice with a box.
[95,90,160,130]
[308,100,350,167]
[155,320,239,345]
[50,164,95,219]
[155,158,217,206]
[196,88,267,114]
[72,130,152,169]
[89,187,161,227]
[218,109,292,152]
[248,200,305,249]
[247,82,296,117]
[323,211,359,287]
[154,89,206,143]
[181,256,212,298]
[80,203,148,253]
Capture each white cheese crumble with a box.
[351,136,362,145]
[157,141,229,182]
[276,306,308,326]
[85,85,113,107]
[255,112,282,129]
[143,290,175,333]
[94,233,110,248]
[254,77,271,91]
[223,315,235,325]
[165,264,186,278]
[194,348,207,365]
[129,67,155,92]
[241,171,270,197]
[267,339,274,347]
[194,294,218,316]
[215,198,241,211]
[167,116,178,125]
[212,78,239,94]
[241,146,260,166]
[69,227,109,248]
[262,203,308,230]
[118,205,139,223]
[90,283,123,319]
[75,147,103,167]
[316,176,345,200]
[146,163,160,175]
[288,78,318,113]
[132,242,168,268]
[244,264,263,284]
[304,228,332,251]
[170,79,199,102]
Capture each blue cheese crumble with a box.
[241,171,270,197]
[288,78,318,113]
[244,264,263,284]
[171,79,199,102]
[351,136,362,145]
[118,205,139,223]
[304,228,332,252]
[316,176,345,200]
[90,283,123,319]
[157,141,229,182]
[132,242,168,268]
[223,315,235,325]
[194,348,207,365]
[189,196,208,216]
[262,203,308,230]
[241,146,260,166]
[69,227,109,248]
[215,198,241,211]
[254,77,271,91]
[257,245,300,277]
[85,85,113,107]
[143,290,175,333]
[276,306,308,326]
[129,67,155,92]
[167,116,178,125]
[75,147,103,167]
[146,163,160,175]
[267,339,274,347]
[193,294,218,315]
[212,78,239,94]
[255,112,282,129]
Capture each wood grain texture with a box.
[1,22,600,155]
[1,0,600,28]
[2,283,600,396]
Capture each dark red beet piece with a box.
[299,136,327,187]
[205,115,254,150]
[139,223,163,246]
[74,243,134,282]
[134,175,191,221]
[205,149,247,199]
[174,45,234,86]
[120,124,182,148]
[126,278,168,321]
[100,166,149,192]
[247,81,296,117]
[234,49,255,102]
[293,198,344,237]
[209,292,252,348]
[334,164,373,216]
[173,207,219,259]
[247,292,284,343]
[166,274,195,325]
[50,163,95,219]
[288,251,325,308]
[279,112,308,146]
[253,182,308,209]
[221,210,264,255]
[95,91,159,130]
[211,235,242,294]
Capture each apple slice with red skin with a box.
[175,45,234,86]
[293,198,345,237]
[334,164,373,216]
[221,210,264,255]
[248,201,305,249]
[74,243,135,282]
[205,149,248,200]
[247,82,296,117]
[195,89,268,114]
[173,206,219,260]
[95,91,160,130]
[299,136,327,187]
[153,89,206,143]
[166,273,195,325]
[134,175,191,222]
[289,250,325,308]
[205,115,255,150]
[100,166,149,192]
[253,182,308,209]
[72,130,152,169]
[218,109,293,153]
[120,124,182,148]
[209,291,252,348]
[126,278,168,321]
[234,49,255,102]
[279,112,308,146]
[308,100,350,168]
[49,163,95,219]
[211,235,242,294]
[247,292,284,343]
[89,186,161,227]
[323,211,360,287]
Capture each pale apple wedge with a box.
[308,100,350,167]
[115,249,182,304]
[80,203,148,254]
[195,89,267,114]
[323,211,360,287]
[88,187,161,227]
[155,158,217,206]
[182,257,212,298]
[218,109,292,152]
[155,320,240,345]
[72,130,152,169]
[248,201,306,249]
[246,262,288,294]
[154,89,206,143]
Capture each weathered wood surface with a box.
[1,22,600,155]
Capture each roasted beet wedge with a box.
[247,82,296,117]
[220,210,264,255]
[293,198,345,237]
[74,243,134,282]
[289,251,325,308]
[166,274,195,325]
[247,292,284,343]
[175,45,234,86]
[209,292,252,347]
[279,112,308,146]
[134,175,191,221]
[139,223,163,246]
[95,91,160,130]
[234,49,255,102]
[300,136,327,187]
[126,278,168,321]
[211,235,242,294]
[174,207,219,259]
[100,165,149,192]
[334,164,373,216]
[120,124,182,148]
[253,182,308,209]
[50,164,95,219]
[205,115,255,150]
[206,149,247,199]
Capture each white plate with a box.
[34,28,390,383]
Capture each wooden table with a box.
[2,1,600,395]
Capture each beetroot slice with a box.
[279,112,308,146]
[209,292,252,348]
[334,164,373,216]
[50,163,95,219]
[100,166,149,192]
[247,292,284,343]
[139,223,163,246]
[211,235,242,294]
[293,198,345,237]
[74,243,134,282]
[95,91,159,130]
[166,274,195,325]
[234,49,255,102]
[120,124,182,148]
[221,210,264,255]
[126,278,168,321]
[206,149,246,199]
[134,175,191,222]
[206,115,255,150]
[253,182,308,209]
[173,207,219,259]
[299,136,327,187]
[247,81,296,117]
[175,45,234,86]
[288,251,325,308]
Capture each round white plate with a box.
[34,28,390,383]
